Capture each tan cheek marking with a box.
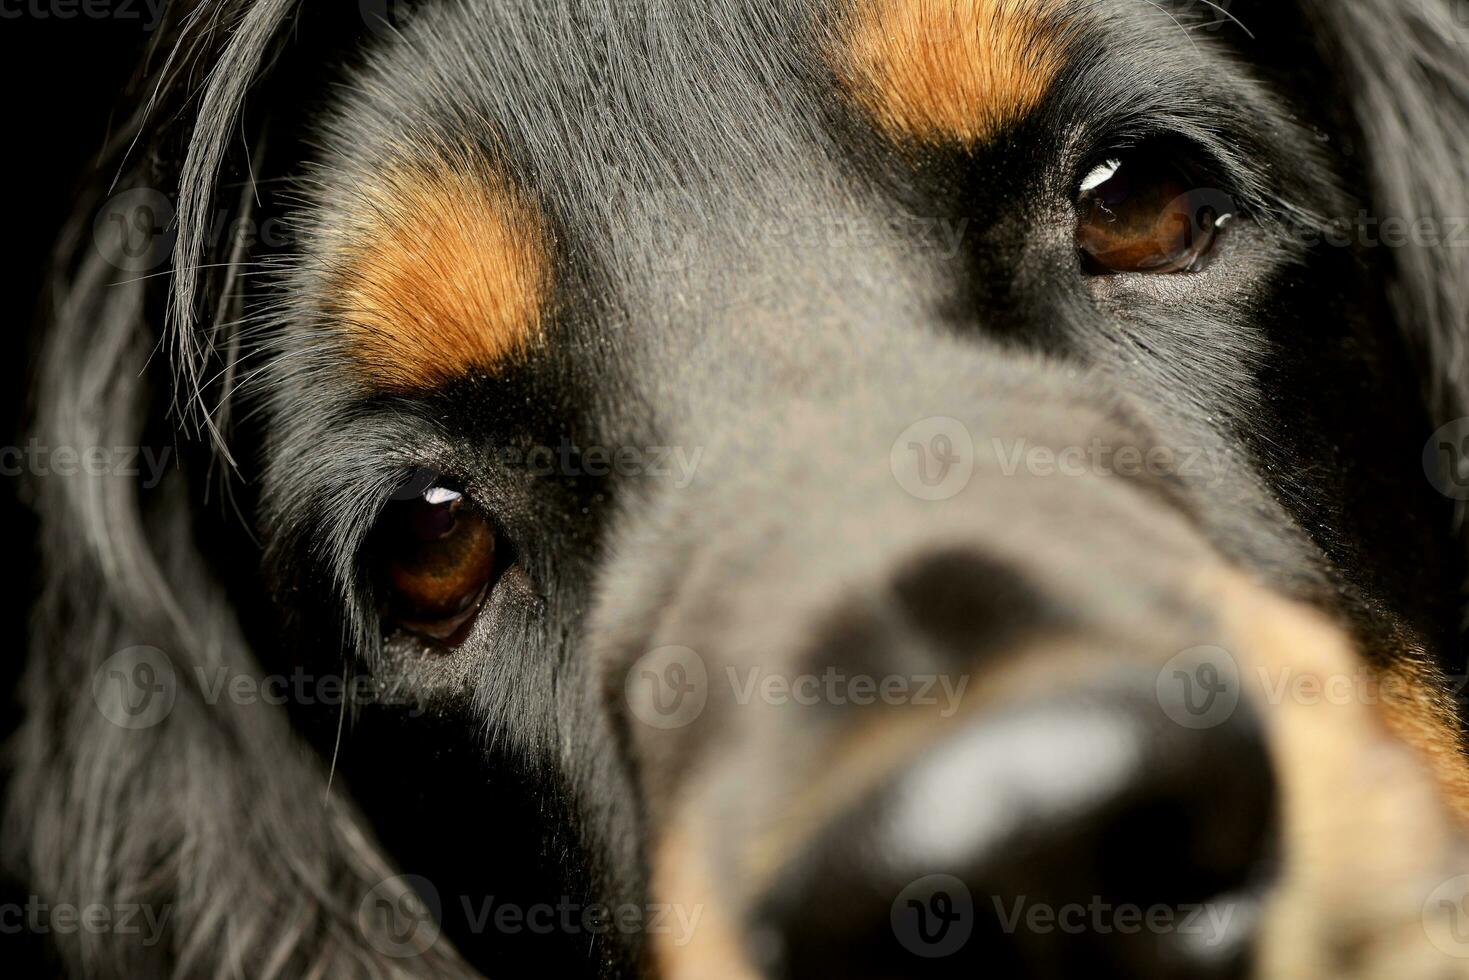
[834,0,1067,145]
[327,159,551,390]
[1376,653,1469,823]
[652,819,762,980]
[1201,572,1469,979]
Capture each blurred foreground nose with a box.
[751,681,1276,980]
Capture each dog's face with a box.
[18,1,1469,979]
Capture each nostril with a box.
[750,678,1277,980]
[888,548,1052,661]
[1095,716,1277,913]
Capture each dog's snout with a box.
[751,681,1277,980]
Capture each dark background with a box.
[1,15,146,669]
[2,10,148,969]
[2,10,145,445]
[1,8,146,706]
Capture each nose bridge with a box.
[660,350,1202,641]
[603,351,1221,799]
[602,165,970,403]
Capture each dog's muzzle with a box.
[601,388,1469,980]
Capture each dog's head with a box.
[14,1,1469,978]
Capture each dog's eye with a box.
[372,484,498,646]
[1076,153,1230,274]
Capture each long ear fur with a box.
[1299,0,1469,665]
[1302,0,1469,425]
[3,4,477,976]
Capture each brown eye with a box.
[1076,154,1231,274]
[373,483,498,646]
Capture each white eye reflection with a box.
[423,486,462,506]
[1081,158,1122,193]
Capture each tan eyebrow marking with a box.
[833,0,1068,145]
[325,152,552,390]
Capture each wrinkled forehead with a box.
[292,0,1187,390]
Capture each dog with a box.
[9,0,1469,976]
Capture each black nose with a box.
[749,679,1277,980]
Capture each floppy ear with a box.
[1301,0,1469,425]
[3,4,476,976]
